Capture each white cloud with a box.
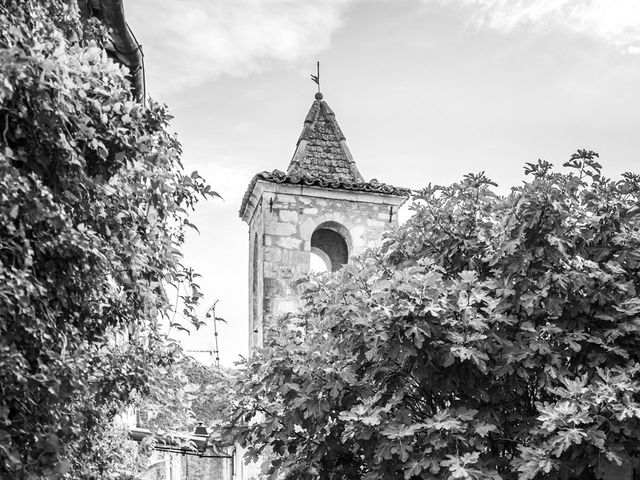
[125,0,354,95]
[444,0,640,53]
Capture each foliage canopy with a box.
[0,1,212,478]
[230,152,640,480]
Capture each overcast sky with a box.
[126,0,640,367]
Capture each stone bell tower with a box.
[239,92,409,350]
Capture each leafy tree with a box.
[229,152,640,480]
[140,354,236,433]
[0,1,213,478]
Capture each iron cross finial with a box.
[310,61,320,92]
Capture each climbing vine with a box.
[0,1,213,478]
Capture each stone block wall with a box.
[244,181,406,350]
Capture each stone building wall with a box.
[179,455,229,480]
[140,452,232,480]
[244,180,406,350]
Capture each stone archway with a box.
[310,221,351,272]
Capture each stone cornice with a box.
[239,171,410,224]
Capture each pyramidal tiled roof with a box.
[239,92,410,219]
[287,92,364,183]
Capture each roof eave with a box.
[239,170,411,222]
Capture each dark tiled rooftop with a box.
[287,92,363,183]
[239,93,409,218]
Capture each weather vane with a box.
[311,61,320,92]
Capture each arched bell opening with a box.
[251,233,259,335]
[310,222,350,272]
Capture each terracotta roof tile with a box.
[287,93,363,183]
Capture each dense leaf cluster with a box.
[231,153,640,480]
[0,1,211,478]
[140,356,235,433]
